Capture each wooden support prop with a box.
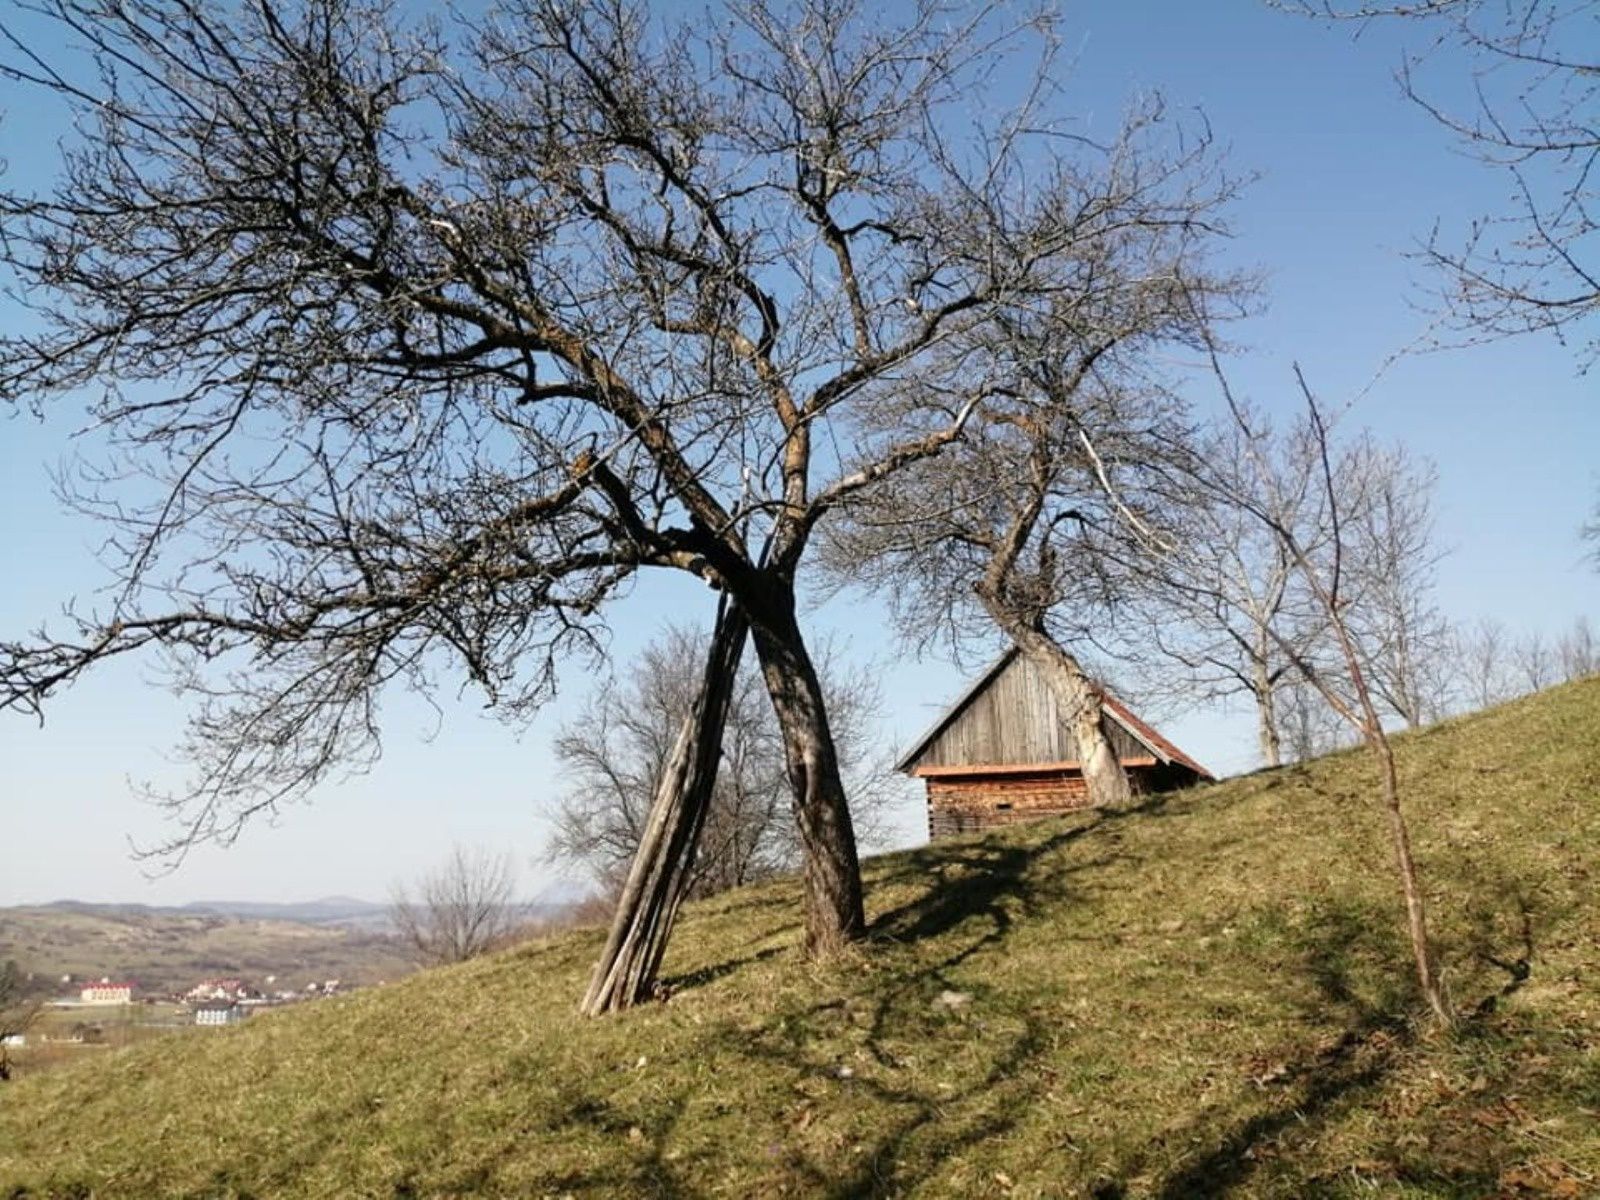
[579,597,749,1017]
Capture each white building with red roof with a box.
[79,978,134,1005]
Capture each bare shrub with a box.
[390,847,521,966]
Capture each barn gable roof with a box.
[895,646,1212,779]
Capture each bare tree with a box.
[0,0,1188,959]
[1113,365,1452,1022]
[1277,674,1353,764]
[1457,616,1514,710]
[389,846,520,966]
[1342,441,1455,727]
[1132,417,1449,758]
[1511,630,1556,694]
[824,154,1248,805]
[1116,415,1328,768]
[1557,615,1598,681]
[549,623,893,899]
[1285,1,1599,366]
[0,960,43,1083]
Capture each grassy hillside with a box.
[2,682,1597,1198]
[0,907,413,995]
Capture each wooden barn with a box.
[898,647,1212,839]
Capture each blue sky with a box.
[1,1,1594,905]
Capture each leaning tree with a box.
[826,182,1249,806]
[0,0,1245,983]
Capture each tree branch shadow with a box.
[660,943,784,994]
[1104,883,1549,1199]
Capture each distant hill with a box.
[31,895,572,933]
[174,896,394,925]
[33,895,393,929]
[0,903,415,994]
[2,680,1597,1197]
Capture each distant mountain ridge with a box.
[25,895,574,932]
[34,896,392,928]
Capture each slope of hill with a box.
[2,681,1597,1198]
[0,905,413,994]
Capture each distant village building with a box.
[79,979,134,1005]
[898,648,1212,839]
[193,1000,244,1027]
[186,979,246,1002]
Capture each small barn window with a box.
[994,802,1013,811]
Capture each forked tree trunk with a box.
[747,594,865,958]
[1004,622,1134,810]
[579,600,749,1017]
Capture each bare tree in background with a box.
[1450,614,1595,710]
[1277,675,1353,764]
[1117,415,1327,768]
[0,0,1214,959]
[825,167,1248,807]
[1457,617,1515,710]
[1557,616,1598,681]
[1129,419,1452,759]
[1342,441,1455,727]
[390,847,520,966]
[1112,365,1452,1022]
[1512,630,1556,694]
[549,624,893,899]
[0,960,44,1083]
[1286,1,1599,367]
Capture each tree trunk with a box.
[1313,563,1450,1023]
[579,600,749,1017]
[1253,661,1282,768]
[1370,726,1449,1024]
[1006,622,1133,810]
[746,591,865,959]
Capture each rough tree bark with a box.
[580,600,750,1016]
[1253,655,1283,768]
[747,593,865,957]
[990,615,1133,811]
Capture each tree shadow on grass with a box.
[1139,1017,1414,1200]
[667,800,1146,1005]
[694,806,1175,1195]
[660,943,785,993]
[1105,887,1548,1199]
[651,814,1143,1196]
[1089,897,1421,1198]
[720,1002,1053,1199]
[868,799,1163,948]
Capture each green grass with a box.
[3,681,1598,1198]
